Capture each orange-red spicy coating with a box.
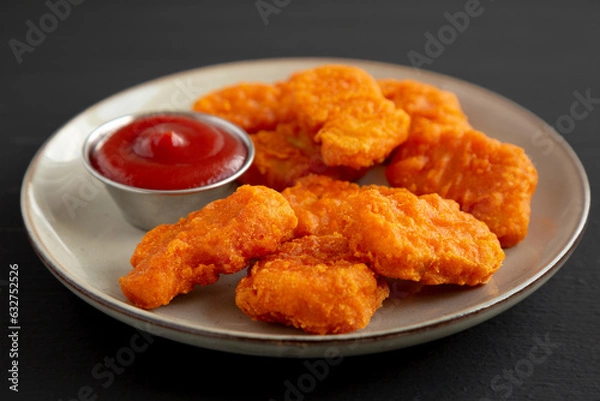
[192,82,294,133]
[120,185,297,309]
[281,174,411,238]
[342,189,505,285]
[377,79,469,129]
[283,174,504,284]
[192,66,410,185]
[281,174,365,237]
[235,234,389,334]
[238,123,366,191]
[288,65,384,133]
[385,126,538,248]
[287,65,411,169]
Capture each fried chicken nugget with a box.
[238,123,366,191]
[191,82,294,133]
[378,79,469,128]
[385,127,538,248]
[317,100,411,169]
[281,174,363,237]
[288,65,383,132]
[120,185,298,309]
[281,174,404,237]
[287,65,411,169]
[235,234,389,334]
[343,189,505,285]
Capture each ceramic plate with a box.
[21,58,590,357]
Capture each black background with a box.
[1,0,599,400]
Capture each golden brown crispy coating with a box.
[129,219,184,268]
[342,189,505,285]
[378,79,470,129]
[235,234,389,334]
[191,82,294,133]
[281,174,406,237]
[287,65,411,168]
[238,123,366,191]
[288,65,383,132]
[281,175,363,237]
[120,185,298,309]
[385,127,538,248]
[316,99,411,169]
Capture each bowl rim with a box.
[81,111,255,194]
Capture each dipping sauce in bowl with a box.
[82,111,254,230]
[90,114,248,190]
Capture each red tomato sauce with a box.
[90,115,248,190]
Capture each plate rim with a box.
[20,57,592,357]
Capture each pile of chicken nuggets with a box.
[119,65,538,335]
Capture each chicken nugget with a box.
[288,64,383,132]
[281,174,407,237]
[235,234,389,334]
[378,79,470,129]
[191,82,294,133]
[281,175,362,237]
[129,218,185,268]
[385,127,538,247]
[239,123,366,191]
[316,99,411,169]
[120,185,298,309]
[287,65,411,168]
[342,189,505,285]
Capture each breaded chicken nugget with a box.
[120,185,298,309]
[281,174,405,237]
[191,82,294,133]
[129,218,184,268]
[343,189,505,285]
[281,175,363,237]
[287,65,411,168]
[235,234,389,334]
[385,127,538,248]
[378,79,470,129]
[239,123,366,191]
[316,99,411,169]
[288,65,383,132]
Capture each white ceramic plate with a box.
[21,58,590,358]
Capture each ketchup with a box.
[90,115,248,190]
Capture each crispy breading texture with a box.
[342,189,505,285]
[287,65,383,132]
[235,234,389,334]
[287,65,411,168]
[281,174,407,238]
[120,185,298,309]
[238,123,366,191]
[386,127,538,247]
[316,99,411,168]
[191,82,294,133]
[281,175,363,237]
[378,79,470,129]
